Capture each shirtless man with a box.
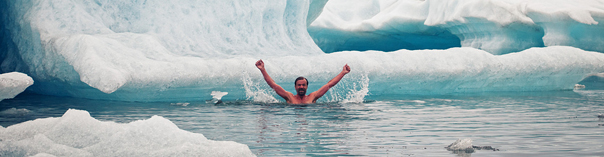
[255,59,350,104]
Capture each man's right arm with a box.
[309,64,350,102]
[256,60,291,100]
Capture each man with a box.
[255,59,350,104]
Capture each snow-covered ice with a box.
[0,109,255,157]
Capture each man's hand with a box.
[342,64,351,74]
[256,60,265,71]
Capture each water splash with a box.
[342,74,370,103]
[242,72,279,103]
[326,73,370,103]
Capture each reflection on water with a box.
[1,91,604,156]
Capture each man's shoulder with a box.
[307,91,320,98]
[284,92,296,99]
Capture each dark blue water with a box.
[2,91,604,156]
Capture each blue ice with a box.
[0,0,603,102]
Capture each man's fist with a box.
[342,64,350,74]
[255,60,265,70]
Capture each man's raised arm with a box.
[310,64,351,102]
[255,60,291,100]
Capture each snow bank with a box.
[0,72,34,101]
[0,109,255,157]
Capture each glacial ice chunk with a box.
[309,0,604,54]
[8,44,604,102]
[0,72,34,101]
[446,138,473,151]
[211,91,229,100]
[307,0,329,26]
[1,0,323,96]
[0,109,255,157]
[208,91,228,104]
[445,138,499,155]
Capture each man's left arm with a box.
[310,64,351,102]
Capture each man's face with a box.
[295,79,308,96]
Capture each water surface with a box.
[1,91,603,156]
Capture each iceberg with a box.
[0,0,603,102]
[0,72,34,101]
[0,109,255,157]
[1,0,323,101]
[310,0,604,54]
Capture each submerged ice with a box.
[0,0,603,101]
[0,109,255,157]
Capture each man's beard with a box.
[297,88,306,96]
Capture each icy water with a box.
[1,91,604,157]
